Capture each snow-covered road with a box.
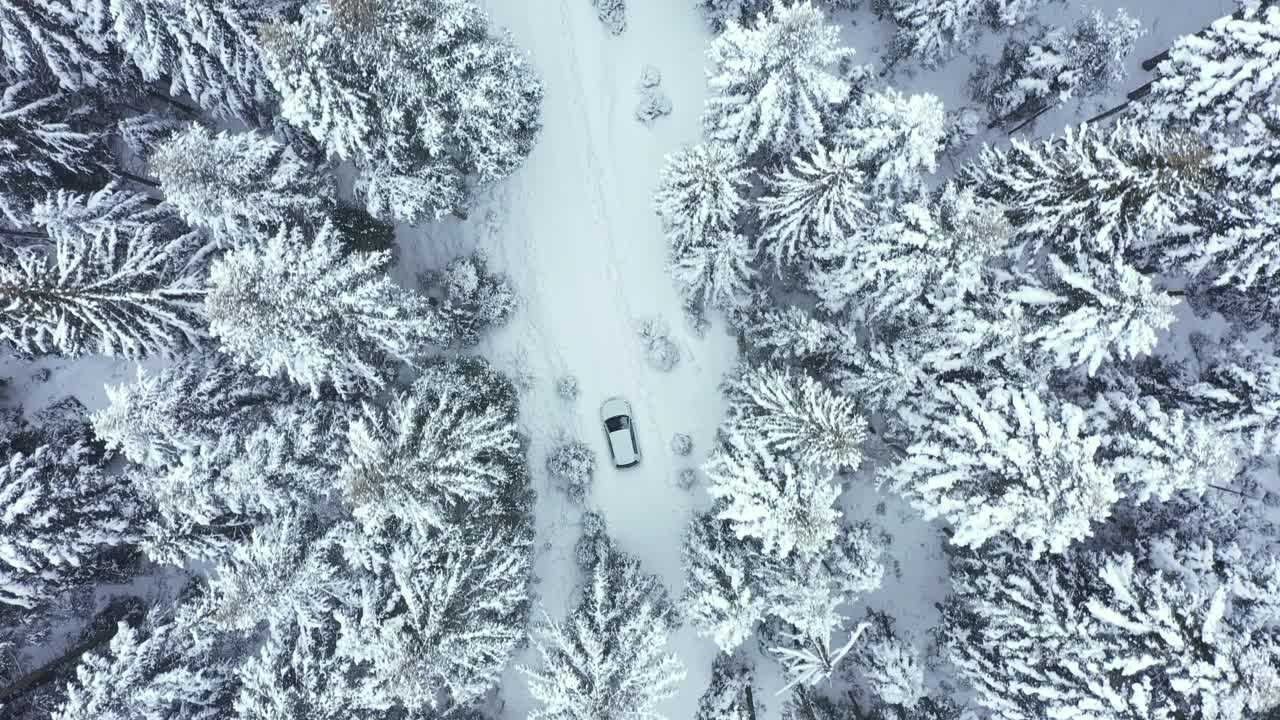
[395,0,738,715]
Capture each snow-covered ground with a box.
[393,1,737,715]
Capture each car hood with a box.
[608,429,638,465]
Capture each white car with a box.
[600,397,640,468]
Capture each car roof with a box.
[600,396,632,421]
[608,429,638,466]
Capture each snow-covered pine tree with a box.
[206,222,447,396]
[524,520,685,720]
[344,360,522,539]
[880,0,986,70]
[93,353,289,469]
[29,185,192,251]
[705,427,842,559]
[654,143,756,309]
[943,525,1280,720]
[962,120,1209,261]
[885,383,1118,556]
[150,124,334,239]
[1184,341,1280,459]
[0,0,112,90]
[704,1,856,158]
[0,72,111,227]
[725,365,868,471]
[682,510,769,652]
[695,653,763,720]
[840,88,945,194]
[234,615,376,720]
[94,354,351,563]
[1145,2,1280,135]
[1090,392,1243,504]
[654,143,749,254]
[260,0,542,224]
[420,250,518,347]
[329,517,533,713]
[54,609,238,720]
[0,440,141,619]
[695,0,771,32]
[89,0,282,123]
[0,221,206,359]
[851,611,926,712]
[734,304,852,376]
[1009,253,1178,375]
[757,143,866,270]
[762,521,883,646]
[972,9,1142,130]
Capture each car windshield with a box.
[606,416,629,432]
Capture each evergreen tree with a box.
[0,0,112,90]
[654,143,749,254]
[840,88,945,194]
[337,518,532,713]
[725,365,868,471]
[0,221,206,359]
[671,229,758,311]
[704,1,856,157]
[29,185,192,251]
[54,610,238,720]
[0,440,141,619]
[1145,3,1280,135]
[735,304,852,375]
[695,0,771,32]
[1090,392,1243,504]
[944,524,1280,720]
[881,0,986,70]
[344,364,522,539]
[1009,254,1178,375]
[705,427,842,559]
[260,0,543,223]
[962,120,1210,261]
[94,354,350,563]
[682,510,769,652]
[884,384,1118,556]
[1185,341,1280,459]
[419,250,518,347]
[150,124,334,239]
[852,612,926,712]
[758,143,866,270]
[206,222,447,396]
[234,615,377,720]
[0,72,111,227]
[695,654,763,720]
[94,0,283,123]
[523,520,685,720]
[971,9,1142,129]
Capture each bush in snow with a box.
[547,440,596,504]
[556,375,580,401]
[639,65,661,89]
[671,433,693,456]
[850,610,927,711]
[942,106,981,153]
[636,89,673,126]
[638,318,681,371]
[677,468,698,491]
[593,0,627,35]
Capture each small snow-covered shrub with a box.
[671,433,693,456]
[422,250,517,347]
[639,65,662,88]
[639,318,681,371]
[574,511,608,569]
[677,468,698,490]
[547,440,596,504]
[557,375,580,401]
[636,89,672,126]
[593,0,626,34]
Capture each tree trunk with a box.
[116,170,160,189]
[147,90,199,117]
[1083,101,1131,126]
